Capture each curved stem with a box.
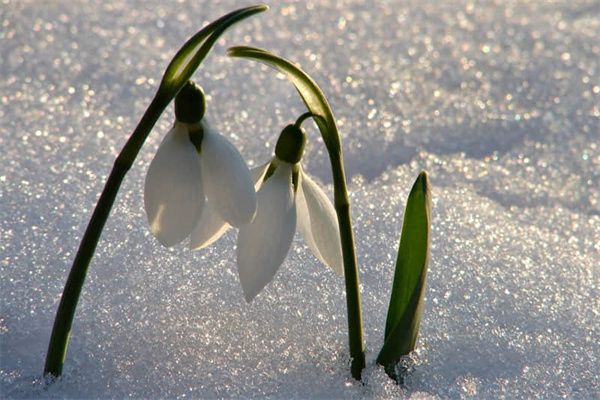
[294,111,314,128]
[44,93,170,378]
[43,5,267,379]
[227,46,366,379]
[303,115,365,379]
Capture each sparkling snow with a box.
[1,0,598,398]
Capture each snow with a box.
[1,0,598,398]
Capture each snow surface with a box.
[1,0,599,398]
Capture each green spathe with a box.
[160,5,268,98]
[377,171,432,378]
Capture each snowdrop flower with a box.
[144,82,257,247]
[236,123,344,302]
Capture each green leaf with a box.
[160,5,268,99]
[227,46,341,155]
[377,171,432,369]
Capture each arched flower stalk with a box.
[44,5,268,379]
[228,46,367,380]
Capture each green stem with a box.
[43,5,268,379]
[227,46,366,379]
[294,111,314,128]
[297,114,365,379]
[329,150,366,380]
[44,93,170,378]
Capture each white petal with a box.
[296,169,344,275]
[189,161,274,250]
[188,201,229,250]
[236,164,296,302]
[251,160,271,189]
[200,122,257,226]
[144,123,204,247]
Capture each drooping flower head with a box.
[144,82,257,247]
[236,123,344,302]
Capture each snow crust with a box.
[1,0,598,398]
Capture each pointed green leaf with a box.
[227,46,341,155]
[160,5,268,99]
[377,171,432,368]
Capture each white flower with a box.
[188,161,269,250]
[236,158,344,302]
[144,119,257,247]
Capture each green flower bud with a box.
[175,81,206,124]
[275,124,306,164]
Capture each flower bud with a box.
[275,124,306,164]
[175,81,206,124]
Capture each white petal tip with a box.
[231,199,258,227]
[188,204,230,251]
[189,242,207,251]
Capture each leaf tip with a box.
[416,170,429,188]
[226,45,256,58]
[415,170,431,205]
[226,46,241,57]
[257,3,270,12]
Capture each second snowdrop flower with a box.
[237,123,344,302]
[144,82,257,247]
